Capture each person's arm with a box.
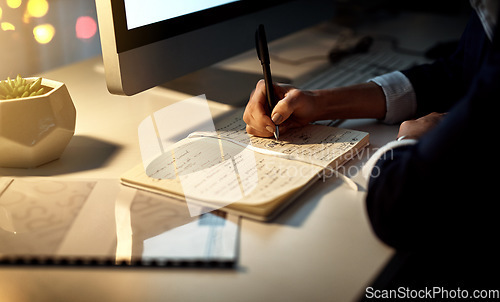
[364,61,500,252]
[243,80,386,137]
[362,10,500,249]
[370,71,417,124]
[365,105,473,250]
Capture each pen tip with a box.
[275,126,279,141]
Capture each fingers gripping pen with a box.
[255,24,279,140]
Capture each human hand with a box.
[243,80,319,137]
[397,112,447,140]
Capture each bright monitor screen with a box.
[95,0,334,96]
[124,0,240,30]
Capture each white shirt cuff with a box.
[370,71,417,124]
[362,139,418,180]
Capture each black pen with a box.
[255,24,279,140]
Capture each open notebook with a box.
[121,113,369,221]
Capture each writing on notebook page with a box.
[132,95,368,218]
[144,135,319,203]
[138,95,267,216]
[208,114,366,168]
[146,137,259,203]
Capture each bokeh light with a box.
[6,0,22,9]
[27,0,49,18]
[33,23,55,44]
[0,0,101,81]
[1,22,15,31]
[75,16,97,40]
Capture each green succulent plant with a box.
[0,75,47,100]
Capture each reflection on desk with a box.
[0,178,239,267]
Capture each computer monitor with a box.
[95,0,334,96]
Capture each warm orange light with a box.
[0,6,3,20]
[23,10,30,23]
[7,0,23,9]
[75,16,97,40]
[1,22,16,31]
[33,23,55,44]
[27,0,48,18]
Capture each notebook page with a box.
[122,136,321,207]
[209,114,368,168]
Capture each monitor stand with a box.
[160,66,291,108]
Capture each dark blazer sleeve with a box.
[366,12,500,252]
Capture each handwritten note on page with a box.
[199,114,367,168]
[122,136,320,207]
[122,111,368,212]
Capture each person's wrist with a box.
[311,88,341,121]
[317,83,386,120]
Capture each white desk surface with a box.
[0,12,467,302]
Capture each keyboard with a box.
[297,40,429,127]
[298,43,428,90]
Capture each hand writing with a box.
[243,80,319,137]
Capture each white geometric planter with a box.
[0,78,76,168]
